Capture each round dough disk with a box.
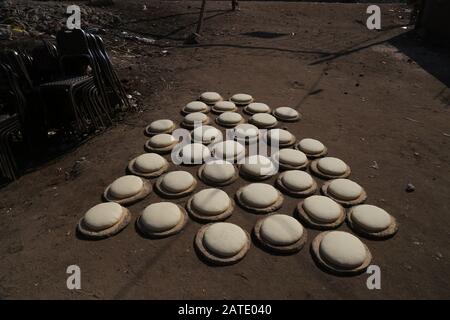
[214,101,236,112]
[218,112,242,125]
[274,107,299,120]
[109,175,143,199]
[240,183,279,208]
[184,112,207,125]
[192,125,222,144]
[192,188,231,216]
[180,143,211,164]
[230,93,253,104]
[140,202,182,232]
[246,102,270,113]
[260,214,304,246]
[303,195,342,223]
[203,222,247,257]
[200,92,222,104]
[251,113,277,127]
[281,170,313,191]
[328,179,363,201]
[203,160,236,182]
[212,140,245,160]
[298,138,325,155]
[241,155,276,177]
[267,129,294,144]
[161,171,195,193]
[317,157,348,176]
[84,202,123,231]
[234,124,259,140]
[274,149,307,166]
[185,101,208,113]
[148,119,174,133]
[149,134,176,148]
[319,231,367,269]
[134,153,166,173]
[351,204,391,232]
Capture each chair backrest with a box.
[56,29,92,76]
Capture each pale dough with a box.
[281,170,313,191]
[192,188,231,216]
[134,153,166,173]
[214,101,236,112]
[140,202,182,232]
[109,175,143,199]
[203,222,247,257]
[161,171,195,193]
[149,134,176,148]
[234,123,259,140]
[203,160,236,182]
[200,92,222,103]
[180,143,211,164]
[317,157,348,176]
[251,113,277,127]
[185,101,208,112]
[218,112,243,125]
[328,179,363,200]
[192,125,222,144]
[184,112,208,124]
[148,119,174,133]
[319,231,367,269]
[84,202,123,231]
[352,204,391,232]
[246,102,270,113]
[274,107,299,120]
[212,140,245,159]
[303,195,341,223]
[241,183,279,208]
[274,149,307,166]
[230,93,253,104]
[298,138,325,155]
[241,155,276,177]
[267,129,293,144]
[260,214,304,246]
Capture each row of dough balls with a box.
[77,198,379,275]
[80,169,398,241]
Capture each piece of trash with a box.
[406,183,416,193]
[443,132,450,137]
[126,94,132,99]
[404,117,420,123]
[370,161,379,170]
[132,90,142,96]
[142,5,147,11]
[134,36,155,44]
[401,26,408,30]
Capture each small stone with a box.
[406,183,415,193]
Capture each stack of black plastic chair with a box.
[0,63,26,182]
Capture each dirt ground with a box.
[1,1,449,299]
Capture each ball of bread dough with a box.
[319,231,367,269]
[274,107,299,120]
[218,112,243,125]
[140,202,182,232]
[192,188,231,216]
[317,157,348,176]
[234,124,259,140]
[185,101,208,113]
[109,175,143,199]
[180,143,211,164]
[281,170,313,191]
[274,149,307,166]
[251,113,277,127]
[149,134,176,148]
[184,112,208,125]
[241,183,279,208]
[203,222,247,257]
[200,92,222,104]
[84,202,123,231]
[241,155,277,177]
[328,179,362,200]
[260,214,304,246]
[212,140,245,160]
[214,101,236,112]
[246,102,270,113]
[148,119,174,133]
[303,195,341,223]
[161,171,195,193]
[202,160,236,182]
[298,138,325,155]
[267,129,294,144]
[134,153,166,173]
[230,93,253,104]
[351,204,391,232]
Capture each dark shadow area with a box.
[389,31,450,88]
[241,31,290,39]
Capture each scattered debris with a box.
[406,183,416,193]
[370,161,379,170]
[404,117,420,123]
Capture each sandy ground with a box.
[0,1,449,299]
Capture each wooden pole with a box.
[196,0,207,34]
